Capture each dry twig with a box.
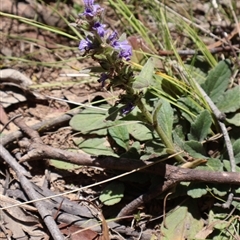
[0,145,65,240]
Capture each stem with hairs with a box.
[137,98,185,163]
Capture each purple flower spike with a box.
[93,22,106,37]
[122,103,135,115]
[79,38,93,52]
[82,0,104,18]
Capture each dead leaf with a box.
[0,104,9,128]
[0,69,32,87]
[59,224,104,240]
[0,194,42,240]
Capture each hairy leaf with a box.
[141,139,166,160]
[233,139,240,164]
[161,199,203,239]
[132,57,156,90]
[216,86,240,113]
[70,107,109,135]
[187,183,207,198]
[195,210,224,239]
[211,184,229,197]
[108,124,129,150]
[184,63,207,85]
[188,110,212,141]
[226,113,240,127]
[120,141,141,159]
[201,60,231,103]
[99,182,124,206]
[127,122,154,141]
[155,99,174,141]
[49,160,81,171]
[183,141,206,159]
[177,97,203,123]
[197,158,223,171]
[223,160,240,172]
[173,127,186,150]
[76,138,117,156]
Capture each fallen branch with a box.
[18,139,240,183]
[2,112,240,217]
[1,108,82,147]
[17,139,240,215]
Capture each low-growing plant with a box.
[1,0,239,239]
[68,0,240,238]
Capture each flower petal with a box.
[112,39,132,60]
[98,73,108,87]
[93,22,106,37]
[122,103,135,115]
[79,38,92,51]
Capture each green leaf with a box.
[184,63,207,85]
[213,221,229,231]
[200,210,239,239]
[197,158,223,171]
[106,105,124,121]
[75,137,117,156]
[49,149,82,170]
[127,122,154,141]
[226,113,240,126]
[155,99,174,141]
[70,107,109,135]
[216,86,240,113]
[49,160,81,171]
[223,160,240,172]
[211,184,229,197]
[208,210,225,226]
[201,60,231,103]
[173,127,186,150]
[183,141,206,159]
[120,141,141,159]
[107,104,138,121]
[141,139,167,160]
[99,182,124,206]
[177,97,202,123]
[233,139,240,164]
[232,200,240,211]
[132,57,156,90]
[187,183,207,198]
[188,110,212,141]
[161,199,203,239]
[108,124,129,150]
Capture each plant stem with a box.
[137,99,185,163]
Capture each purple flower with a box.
[79,37,93,52]
[107,31,118,44]
[107,31,132,61]
[98,73,108,87]
[82,0,104,18]
[93,22,106,37]
[113,40,132,61]
[122,103,135,115]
